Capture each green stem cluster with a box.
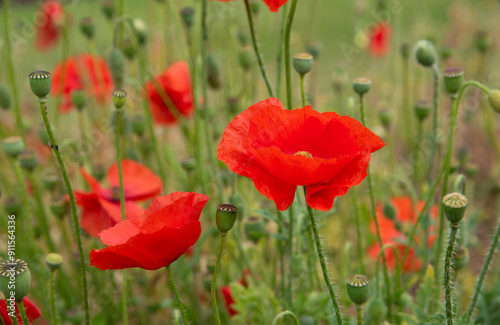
[166,265,189,324]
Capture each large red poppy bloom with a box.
[146,61,194,125]
[74,160,163,237]
[218,98,385,211]
[369,22,391,57]
[52,54,113,112]
[211,0,288,12]
[367,197,438,272]
[0,298,41,325]
[35,0,63,51]
[89,192,209,270]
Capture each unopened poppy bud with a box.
[0,259,31,302]
[42,168,59,191]
[440,47,453,60]
[216,204,238,234]
[29,71,51,98]
[414,100,431,121]
[443,68,464,95]
[18,149,38,172]
[181,158,197,172]
[50,196,69,219]
[113,89,127,109]
[400,43,410,60]
[249,0,260,15]
[414,40,437,67]
[239,47,253,71]
[465,163,479,178]
[488,90,500,113]
[133,19,148,45]
[46,253,63,271]
[237,29,249,46]
[442,192,468,224]
[0,84,12,110]
[299,316,317,325]
[379,109,391,128]
[4,197,21,216]
[365,297,387,323]
[290,254,306,278]
[101,0,115,20]
[352,77,372,95]
[121,38,136,60]
[455,246,469,271]
[383,202,396,220]
[109,48,126,89]
[180,7,195,28]
[131,114,145,136]
[207,53,222,89]
[244,215,265,243]
[72,89,87,110]
[306,41,323,59]
[2,136,25,158]
[346,274,370,305]
[293,53,314,76]
[80,17,95,39]
[475,31,491,53]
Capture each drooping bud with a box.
[0,259,31,302]
[121,38,136,60]
[465,163,479,178]
[72,89,87,110]
[442,193,468,224]
[18,149,38,172]
[414,40,437,67]
[249,0,260,15]
[244,215,265,243]
[2,136,25,158]
[80,17,95,39]
[414,100,431,121]
[109,48,126,89]
[46,253,63,271]
[112,89,127,109]
[475,30,491,53]
[101,0,115,21]
[443,68,464,95]
[181,158,196,172]
[488,90,500,113]
[180,7,195,29]
[346,274,370,305]
[352,77,372,95]
[29,71,52,98]
[293,53,314,76]
[132,19,148,45]
[216,204,238,234]
[0,84,12,110]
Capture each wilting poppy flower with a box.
[146,61,194,125]
[0,297,41,325]
[211,0,288,12]
[367,197,438,272]
[74,160,163,237]
[52,54,113,112]
[218,98,385,211]
[89,191,209,270]
[369,22,391,57]
[35,0,63,51]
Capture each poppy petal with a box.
[107,160,163,201]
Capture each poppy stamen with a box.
[294,151,313,159]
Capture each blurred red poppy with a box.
[146,61,194,125]
[74,160,163,237]
[218,98,385,211]
[211,0,288,12]
[35,0,63,51]
[52,54,113,112]
[0,298,41,325]
[89,192,209,270]
[369,22,391,57]
[221,286,237,316]
[367,197,438,272]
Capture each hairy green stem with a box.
[27,173,56,251]
[300,75,306,107]
[444,223,460,325]
[356,305,364,325]
[16,301,30,325]
[49,270,59,325]
[275,3,288,98]
[211,233,227,325]
[166,265,189,324]
[426,65,439,186]
[351,188,365,274]
[284,0,299,110]
[271,310,300,325]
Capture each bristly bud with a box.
[29,71,51,98]
[415,100,431,121]
[50,196,69,219]
[109,48,126,89]
[443,68,464,95]
[238,47,254,71]
[18,149,38,172]
[207,53,222,89]
[455,246,469,270]
[306,41,323,59]
[293,53,314,76]
[0,259,31,302]
[79,17,95,39]
[352,77,371,95]
[101,0,115,20]
[180,7,195,28]
[379,109,391,128]
[442,192,468,224]
[131,114,146,136]
[244,215,265,243]
[2,136,25,158]
[46,253,63,271]
[132,19,148,45]
[400,43,410,60]
[475,30,491,53]
[72,89,87,110]
[0,84,12,110]
[346,274,370,305]
[216,204,238,234]
[414,40,437,67]
[488,90,500,113]
[112,89,127,109]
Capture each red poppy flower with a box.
[52,54,113,112]
[218,98,385,211]
[221,286,237,316]
[0,298,41,325]
[89,191,209,270]
[74,160,163,237]
[35,0,63,51]
[146,61,194,125]
[369,22,391,57]
[367,197,438,272]
[211,0,288,12]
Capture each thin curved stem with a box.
[166,265,189,324]
[275,3,288,98]
[16,301,30,325]
[243,0,274,98]
[271,310,300,325]
[285,0,299,110]
[287,204,294,308]
[426,65,439,185]
[444,223,460,325]
[351,188,365,274]
[453,174,467,194]
[211,233,227,325]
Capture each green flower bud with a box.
[365,297,387,324]
[290,254,306,278]
[18,149,38,172]
[455,246,469,271]
[414,40,437,67]
[181,158,197,172]
[46,253,63,271]
[442,192,468,224]
[379,109,391,128]
[306,41,323,59]
[237,29,249,47]
[440,47,453,60]
[109,48,126,89]
[72,89,87,110]
[244,215,265,243]
[180,7,195,28]
[216,204,238,234]
[475,30,491,53]
[2,136,25,158]
[239,47,254,71]
[131,114,145,136]
[293,53,314,76]
[400,43,410,60]
[249,0,260,15]
[79,17,95,39]
[0,259,31,302]
[101,0,115,20]
[132,19,148,45]
[42,168,59,191]
[113,89,127,109]
[0,84,12,110]
[488,90,500,113]
[29,71,52,98]
[121,38,136,60]
[50,196,69,219]
[4,197,21,216]
[352,77,371,95]
[383,202,396,220]
[415,100,431,121]
[346,274,370,305]
[443,68,464,95]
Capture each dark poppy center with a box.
[294,151,313,159]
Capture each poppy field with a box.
[1,0,500,324]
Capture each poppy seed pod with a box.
[346,274,370,305]
[113,89,127,109]
[475,31,491,53]
[293,53,314,76]
[244,215,265,243]
[109,48,126,89]
[72,89,87,110]
[101,0,115,20]
[239,47,254,71]
[442,192,468,224]
[50,196,69,219]
[121,38,136,60]
[0,259,31,302]
[379,109,391,128]
[79,17,95,39]
[306,41,323,59]
[415,100,431,121]
[352,77,372,95]
[132,19,148,45]
[0,84,12,110]
[180,7,195,28]
[216,204,238,234]
[18,149,38,172]
[414,40,437,67]
[29,71,52,98]
[46,253,63,271]
[443,68,464,95]
[488,90,500,113]
[2,136,25,158]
